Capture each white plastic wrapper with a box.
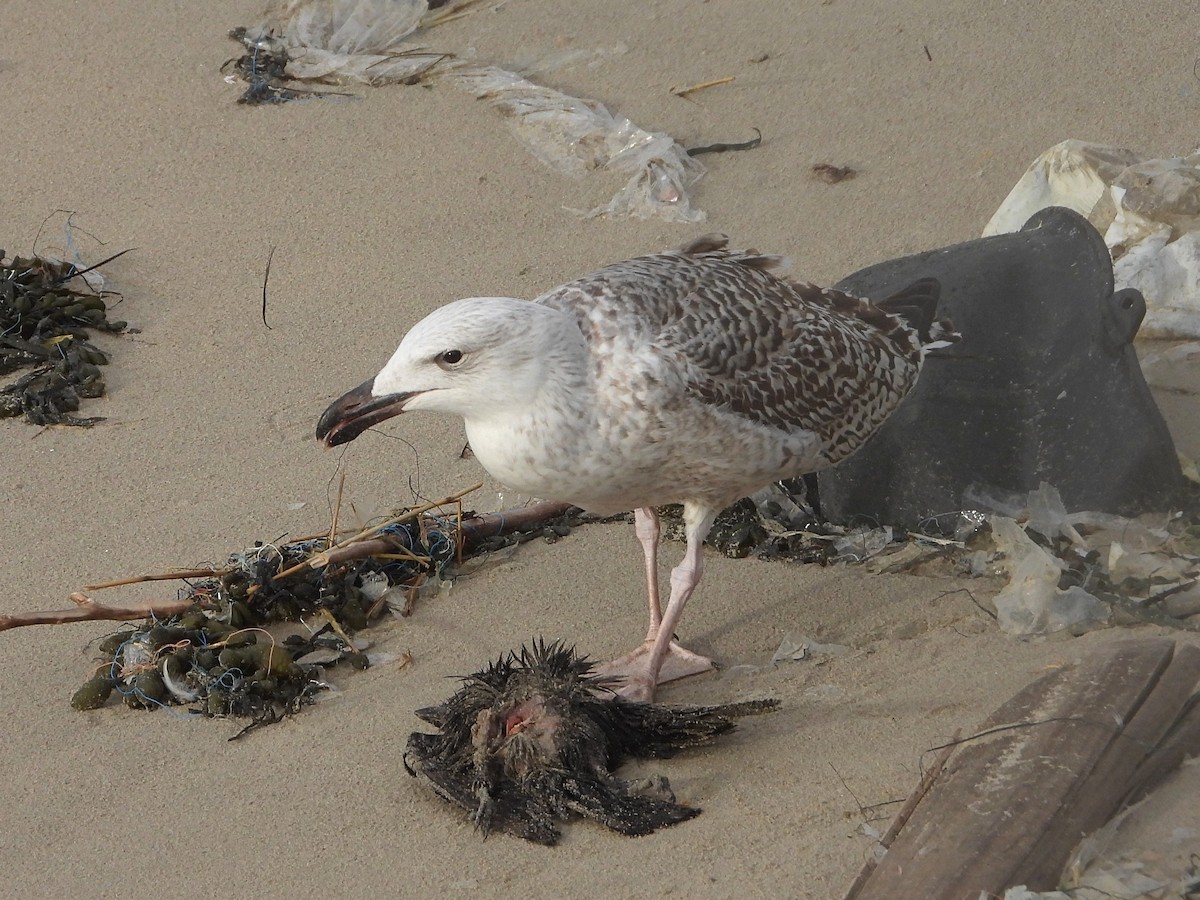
[988,515,1109,637]
[255,0,431,82]
[985,140,1200,339]
[240,0,705,222]
[449,64,704,222]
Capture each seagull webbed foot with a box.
[597,639,714,702]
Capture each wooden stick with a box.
[0,592,212,633]
[670,76,735,98]
[1,490,574,634]
[273,483,483,580]
[458,500,576,545]
[83,568,232,591]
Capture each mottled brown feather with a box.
[535,234,952,471]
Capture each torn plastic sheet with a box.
[984,139,1200,338]
[250,0,429,80]
[237,0,705,222]
[770,634,848,665]
[989,516,1110,636]
[965,481,1199,624]
[448,63,704,222]
[960,482,1173,548]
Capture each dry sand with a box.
[2,1,1198,896]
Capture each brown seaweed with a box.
[61,494,587,735]
[76,516,465,730]
[0,248,129,426]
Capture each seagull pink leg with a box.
[599,504,717,702]
[634,507,663,635]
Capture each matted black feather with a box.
[404,639,777,845]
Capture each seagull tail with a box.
[875,277,960,351]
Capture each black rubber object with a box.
[819,206,1185,529]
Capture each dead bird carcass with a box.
[404,640,777,845]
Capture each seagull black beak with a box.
[315,378,417,447]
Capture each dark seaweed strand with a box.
[1,249,130,426]
[687,128,763,156]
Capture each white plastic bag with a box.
[238,0,706,222]
[985,140,1200,339]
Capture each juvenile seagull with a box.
[316,235,954,701]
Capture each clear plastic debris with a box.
[236,0,706,222]
[1023,482,1086,547]
[989,516,1109,636]
[770,634,848,665]
[963,482,1172,550]
[253,0,431,82]
[832,526,894,563]
[984,139,1200,338]
[1107,541,1192,586]
[448,64,704,222]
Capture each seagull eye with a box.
[437,349,464,367]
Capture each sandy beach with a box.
[3,1,1199,896]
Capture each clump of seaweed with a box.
[0,247,129,426]
[659,477,837,564]
[71,614,337,741]
[223,28,356,105]
[405,639,778,844]
[1,486,585,736]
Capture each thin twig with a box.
[402,576,424,617]
[273,483,483,580]
[57,248,135,285]
[328,470,346,550]
[318,608,357,649]
[830,762,870,820]
[83,568,232,591]
[0,592,213,633]
[888,729,960,844]
[843,728,960,899]
[670,76,735,98]
[261,245,275,330]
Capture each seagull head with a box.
[316,297,579,447]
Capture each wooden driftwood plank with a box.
[1022,643,1200,883]
[1021,640,1200,881]
[1126,688,1200,803]
[846,637,1200,899]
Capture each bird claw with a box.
[597,639,715,702]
